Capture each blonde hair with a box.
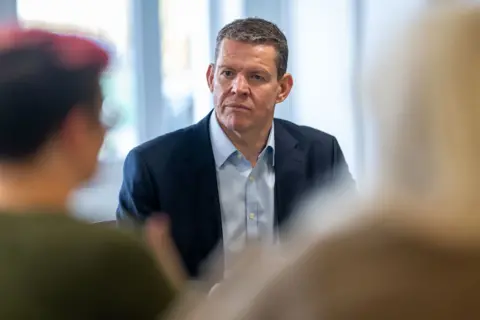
[366,4,480,204]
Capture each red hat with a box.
[0,24,110,72]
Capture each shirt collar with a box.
[209,113,275,168]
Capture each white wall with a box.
[290,0,358,178]
[191,0,213,122]
[363,0,427,63]
[362,0,427,180]
[285,0,430,182]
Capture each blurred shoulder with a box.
[62,219,177,315]
[61,219,158,265]
[19,215,156,267]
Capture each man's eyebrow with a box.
[216,64,233,69]
[249,68,270,74]
[217,64,270,73]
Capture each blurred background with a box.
[0,0,436,221]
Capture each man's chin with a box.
[226,121,251,133]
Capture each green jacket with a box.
[0,213,176,319]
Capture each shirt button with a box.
[249,213,256,220]
[249,176,255,182]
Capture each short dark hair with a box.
[0,29,109,161]
[215,17,288,78]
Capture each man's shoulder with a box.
[130,122,203,161]
[274,118,336,144]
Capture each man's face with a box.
[207,39,293,133]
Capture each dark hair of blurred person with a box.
[0,27,107,208]
[0,27,176,319]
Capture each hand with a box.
[144,214,186,291]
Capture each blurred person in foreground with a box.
[117,17,355,282]
[165,4,480,319]
[0,27,177,319]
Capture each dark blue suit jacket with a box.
[117,113,354,278]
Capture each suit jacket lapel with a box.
[274,120,306,229]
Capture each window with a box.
[159,0,212,127]
[159,0,195,132]
[17,0,138,160]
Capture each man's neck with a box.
[222,124,272,167]
[0,166,73,213]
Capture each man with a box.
[118,18,354,279]
[0,27,176,319]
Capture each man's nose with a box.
[231,75,249,95]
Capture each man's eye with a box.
[251,74,264,81]
[222,70,234,77]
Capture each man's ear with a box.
[206,63,215,92]
[58,106,93,158]
[276,73,294,104]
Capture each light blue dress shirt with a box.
[209,113,276,272]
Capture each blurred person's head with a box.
[0,27,110,210]
[365,4,480,205]
[206,18,293,136]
